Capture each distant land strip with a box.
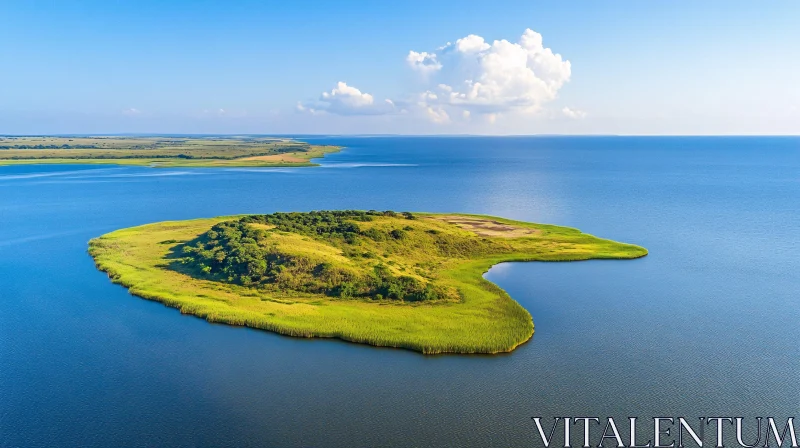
[0,136,340,167]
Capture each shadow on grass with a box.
[156,235,226,283]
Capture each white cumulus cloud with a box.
[298,28,573,125]
[454,34,490,53]
[406,51,442,74]
[299,82,395,116]
[411,28,572,122]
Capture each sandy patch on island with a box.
[431,216,541,238]
[239,153,307,163]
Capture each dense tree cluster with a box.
[182,220,282,285]
[181,211,452,302]
[241,210,415,243]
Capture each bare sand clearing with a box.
[239,153,308,163]
[431,216,541,238]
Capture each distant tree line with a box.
[0,145,99,149]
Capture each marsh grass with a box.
[89,213,647,354]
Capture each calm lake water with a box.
[1,137,798,447]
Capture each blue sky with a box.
[1,1,798,135]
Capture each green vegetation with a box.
[89,211,647,354]
[184,211,464,302]
[0,136,340,167]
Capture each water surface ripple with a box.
[1,137,798,447]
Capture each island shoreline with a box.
[88,212,647,355]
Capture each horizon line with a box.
[2,133,799,138]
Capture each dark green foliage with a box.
[241,210,422,244]
[181,221,283,286]
[369,264,448,301]
[242,210,379,241]
[389,229,406,240]
[362,227,386,241]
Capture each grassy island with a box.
[89,211,647,354]
[0,136,340,167]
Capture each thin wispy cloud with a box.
[562,107,587,119]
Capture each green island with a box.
[89,211,647,354]
[0,136,340,167]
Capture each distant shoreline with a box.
[0,136,341,168]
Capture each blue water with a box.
[1,137,798,447]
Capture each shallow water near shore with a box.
[1,136,799,447]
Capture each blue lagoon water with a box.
[1,137,798,447]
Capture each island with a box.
[89,211,647,354]
[0,136,340,167]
